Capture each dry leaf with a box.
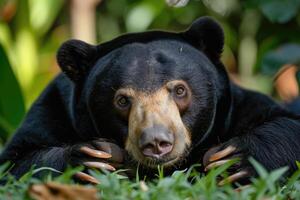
[29,182,99,200]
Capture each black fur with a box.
[1,17,300,179]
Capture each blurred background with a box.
[0,0,300,145]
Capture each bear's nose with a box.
[139,125,174,158]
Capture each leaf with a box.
[297,161,300,169]
[244,0,300,23]
[249,157,268,179]
[260,0,300,23]
[261,44,300,76]
[0,162,13,180]
[29,0,64,36]
[0,44,25,141]
[286,167,300,189]
[268,167,288,183]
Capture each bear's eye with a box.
[116,95,130,108]
[175,85,186,97]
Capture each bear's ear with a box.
[183,17,224,60]
[56,39,97,82]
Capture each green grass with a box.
[1,159,300,200]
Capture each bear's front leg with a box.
[203,118,300,185]
[65,139,125,184]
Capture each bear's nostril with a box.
[159,141,172,149]
[141,140,173,158]
[144,143,155,150]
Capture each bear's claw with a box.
[204,159,232,172]
[83,161,116,171]
[74,172,100,184]
[79,146,112,159]
[218,170,249,186]
[209,146,236,162]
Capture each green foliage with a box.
[29,0,64,36]
[1,160,300,199]
[0,44,25,143]
[0,0,66,108]
[0,0,66,142]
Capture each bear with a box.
[1,16,300,184]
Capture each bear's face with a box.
[87,40,220,167]
[57,17,227,168]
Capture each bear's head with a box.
[57,17,232,169]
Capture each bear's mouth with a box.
[136,144,191,169]
[143,155,178,168]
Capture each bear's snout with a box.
[139,125,174,159]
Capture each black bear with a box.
[1,17,300,184]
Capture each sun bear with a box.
[1,17,300,184]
